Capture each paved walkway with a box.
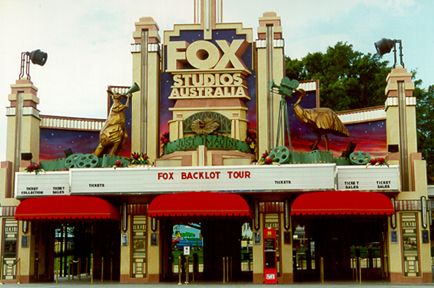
[1,281,434,287]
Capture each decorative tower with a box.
[256,12,285,153]
[131,17,161,161]
[384,66,417,191]
[385,66,431,282]
[6,79,41,172]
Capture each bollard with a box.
[90,253,93,285]
[222,256,230,283]
[101,257,104,282]
[355,257,359,282]
[320,257,324,284]
[178,256,182,285]
[222,257,226,283]
[352,258,357,282]
[358,257,362,284]
[184,256,189,284]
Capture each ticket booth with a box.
[263,227,277,284]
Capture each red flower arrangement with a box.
[368,157,389,167]
[128,152,149,165]
[160,132,170,145]
[25,162,44,174]
[258,151,274,165]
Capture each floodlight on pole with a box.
[374,38,408,191]
[14,49,47,175]
[18,49,48,80]
[374,38,404,67]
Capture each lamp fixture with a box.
[19,49,48,80]
[374,38,404,67]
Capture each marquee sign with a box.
[14,164,401,197]
[15,171,70,198]
[336,165,400,191]
[70,164,336,194]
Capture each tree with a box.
[416,85,434,183]
[285,42,433,183]
[285,42,390,110]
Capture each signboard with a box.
[165,30,253,98]
[70,164,336,194]
[15,171,69,198]
[336,165,399,191]
[160,26,257,148]
[183,246,190,256]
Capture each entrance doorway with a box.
[292,217,388,282]
[160,218,253,283]
[54,221,120,282]
[31,221,120,283]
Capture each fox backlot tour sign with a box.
[15,164,400,197]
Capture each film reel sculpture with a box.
[65,153,99,169]
[268,146,291,164]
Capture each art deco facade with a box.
[0,1,431,284]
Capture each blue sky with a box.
[0,0,433,160]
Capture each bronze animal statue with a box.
[293,89,349,150]
[94,90,131,157]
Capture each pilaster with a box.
[132,17,161,162]
[256,12,285,153]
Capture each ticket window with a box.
[264,228,277,284]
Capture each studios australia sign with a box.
[165,31,252,100]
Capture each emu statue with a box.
[293,89,349,150]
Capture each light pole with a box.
[375,38,409,191]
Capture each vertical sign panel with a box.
[400,212,420,277]
[2,219,18,280]
[131,216,147,278]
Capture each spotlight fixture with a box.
[374,38,404,67]
[19,49,48,80]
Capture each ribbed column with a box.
[131,17,161,161]
[384,66,416,191]
[256,12,285,153]
[6,79,41,170]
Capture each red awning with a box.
[291,191,394,216]
[148,192,251,217]
[15,196,119,220]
